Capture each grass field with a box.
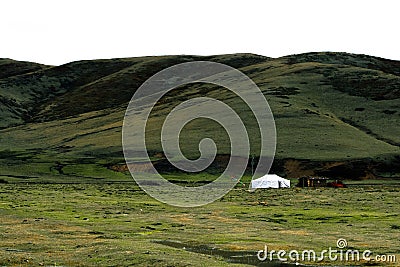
[1,181,399,266]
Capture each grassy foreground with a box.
[0,182,399,266]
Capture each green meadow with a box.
[1,182,399,266]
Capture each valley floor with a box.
[0,183,399,266]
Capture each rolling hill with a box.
[0,52,399,181]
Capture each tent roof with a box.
[253,174,288,181]
[250,174,290,190]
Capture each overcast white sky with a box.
[1,0,399,65]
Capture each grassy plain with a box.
[0,181,399,266]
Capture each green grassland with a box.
[0,183,399,266]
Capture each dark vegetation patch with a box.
[280,101,291,107]
[0,59,50,79]
[325,69,400,100]
[382,109,397,115]
[283,51,400,76]
[265,86,300,96]
[0,150,36,161]
[207,53,268,69]
[302,108,319,115]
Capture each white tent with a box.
[250,174,290,190]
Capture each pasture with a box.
[0,180,399,266]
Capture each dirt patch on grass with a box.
[170,214,194,223]
[279,229,310,236]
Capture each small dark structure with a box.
[297,176,329,187]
